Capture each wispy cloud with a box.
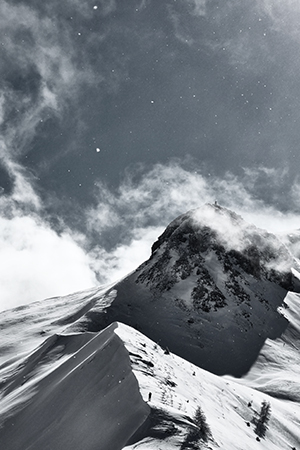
[0,212,97,312]
[257,0,300,38]
[0,160,299,311]
[85,162,300,284]
[88,162,300,236]
[1,2,67,144]
[0,0,105,188]
[189,0,208,17]
[169,0,300,69]
[97,0,117,16]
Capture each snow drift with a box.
[0,323,149,450]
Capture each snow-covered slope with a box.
[0,284,116,368]
[0,323,149,450]
[117,322,300,450]
[1,319,299,450]
[1,204,300,449]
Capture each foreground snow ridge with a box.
[0,323,149,450]
[1,319,299,450]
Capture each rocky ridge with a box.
[136,204,295,311]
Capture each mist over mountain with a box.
[1,204,300,449]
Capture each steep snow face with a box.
[0,323,149,450]
[82,204,298,376]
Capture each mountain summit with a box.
[72,204,299,376]
[140,203,295,300]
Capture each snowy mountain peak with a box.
[77,205,298,376]
[137,203,296,303]
[150,203,290,264]
[151,203,244,255]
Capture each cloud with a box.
[98,0,117,16]
[88,161,300,237]
[0,0,105,184]
[84,162,300,284]
[168,0,300,73]
[0,3,63,139]
[1,160,300,311]
[6,161,41,210]
[257,0,300,38]
[167,5,194,46]
[86,163,211,239]
[0,0,124,222]
[90,227,162,285]
[190,204,295,276]
[189,0,207,17]
[0,213,97,312]
[0,162,97,312]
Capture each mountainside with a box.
[66,203,300,375]
[1,204,300,449]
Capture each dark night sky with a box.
[1,0,300,310]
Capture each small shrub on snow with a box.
[194,406,212,440]
[252,400,271,438]
[181,406,212,449]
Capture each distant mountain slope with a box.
[236,289,300,402]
